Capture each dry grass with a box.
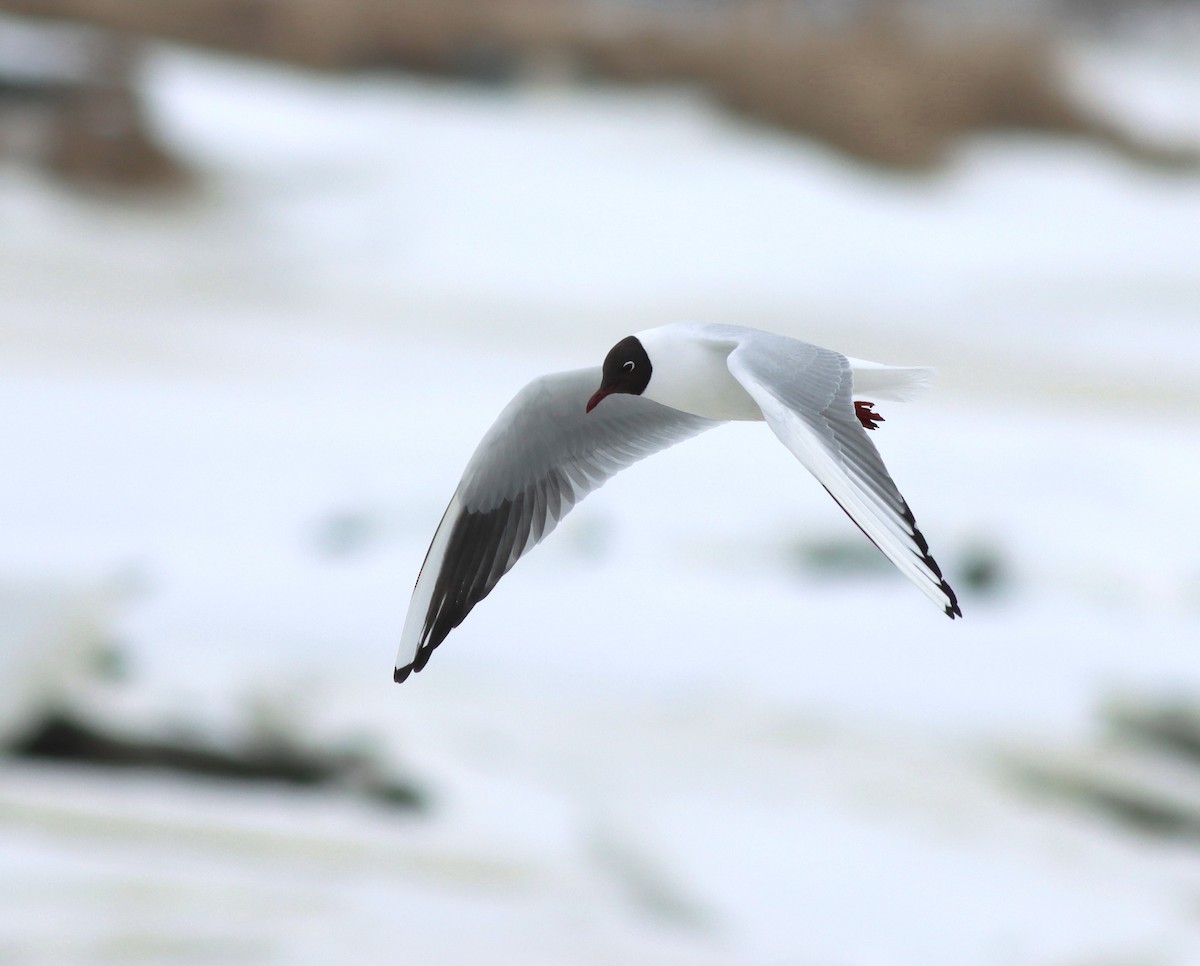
[3,0,1196,173]
[45,36,187,189]
[0,27,187,190]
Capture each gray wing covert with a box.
[394,368,719,683]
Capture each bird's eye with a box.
[623,361,635,371]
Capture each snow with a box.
[3,39,1200,964]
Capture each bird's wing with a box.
[726,337,960,618]
[395,367,720,682]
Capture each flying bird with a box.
[394,323,959,683]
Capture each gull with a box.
[394,323,959,683]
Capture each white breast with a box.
[634,324,764,422]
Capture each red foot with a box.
[855,400,884,431]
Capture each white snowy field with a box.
[3,39,1200,965]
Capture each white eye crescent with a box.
[623,361,635,371]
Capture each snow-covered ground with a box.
[3,39,1200,964]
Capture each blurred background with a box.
[2,0,1200,962]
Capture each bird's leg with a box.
[855,400,884,431]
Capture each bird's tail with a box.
[847,359,934,402]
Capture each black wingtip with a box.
[393,663,414,684]
[943,584,963,620]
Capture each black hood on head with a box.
[586,336,652,412]
[600,336,651,395]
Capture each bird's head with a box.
[586,335,652,413]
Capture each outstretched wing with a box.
[726,338,960,618]
[395,367,719,683]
